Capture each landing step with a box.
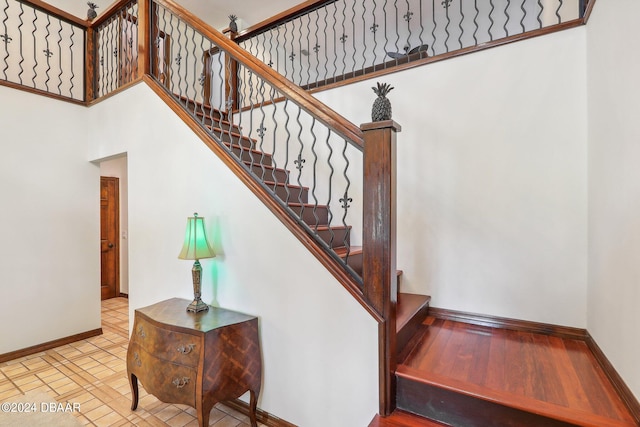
[369,410,449,427]
[397,318,637,427]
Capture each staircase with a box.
[183,98,364,274]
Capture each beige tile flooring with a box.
[0,297,266,426]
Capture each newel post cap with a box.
[360,120,402,133]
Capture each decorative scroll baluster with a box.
[1,0,9,80]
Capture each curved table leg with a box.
[129,373,139,410]
[248,390,259,427]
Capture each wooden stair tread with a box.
[396,365,635,427]
[333,246,363,257]
[263,181,309,190]
[369,410,449,427]
[244,161,284,171]
[311,225,351,231]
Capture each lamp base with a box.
[186,298,209,313]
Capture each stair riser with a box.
[317,227,350,249]
[396,303,430,363]
[199,115,240,133]
[289,205,329,226]
[396,377,575,427]
[247,163,289,183]
[270,184,308,204]
[345,252,362,275]
[181,99,226,121]
[214,131,256,150]
[229,146,272,166]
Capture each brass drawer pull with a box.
[172,377,190,388]
[177,344,195,355]
[133,352,142,367]
[137,325,146,338]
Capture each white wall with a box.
[99,155,129,295]
[0,85,101,353]
[587,0,640,400]
[316,26,589,328]
[87,83,379,427]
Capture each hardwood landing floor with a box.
[0,298,268,427]
[398,317,637,426]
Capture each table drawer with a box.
[128,343,196,407]
[132,316,200,367]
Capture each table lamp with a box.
[178,213,216,312]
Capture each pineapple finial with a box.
[228,15,238,33]
[371,82,394,121]
[87,2,98,21]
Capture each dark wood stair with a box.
[186,96,362,281]
[393,318,638,427]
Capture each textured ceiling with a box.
[45,0,302,30]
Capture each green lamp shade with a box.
[178,213,216,260]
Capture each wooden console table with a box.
[127,298,262,427]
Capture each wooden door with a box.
[101,177,119,300]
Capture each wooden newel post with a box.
[361,119,401,416]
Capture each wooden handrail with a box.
[17,0,88,27]
[234,0,337,43]
[153,0,364,150]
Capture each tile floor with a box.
[0,297,266,426]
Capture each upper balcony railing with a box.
[234,0,589,90]
[0,0,86,102]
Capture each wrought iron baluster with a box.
[321,6,329,84]
[430,0,437,55]
[340,139,352,257]
[56,17,63,95]
[309,118,320,229]
[457,0,464,49]
[472,0,479,46]
[330,1,337,83]
[69,24,75,98]
[17,1,24,85]
[371,0,378,70]
[361,0,367,71]
[417,0,427,58]
[340,0,347,77]
[1,0,9,81]
[536,0,543,28]
[520,0,526,33]
[556,0,563,24]
[443,0,451,52]
[503,0,511,37]
[488,0,496,42]
[324,129,335,249]
[294,106,306,206]
[30,7,37,89]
